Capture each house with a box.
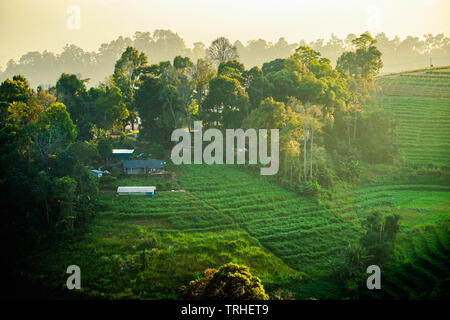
[122,160,165,175]
[117,186,156,197]
[91,170,103,178]
[112,149,135,160]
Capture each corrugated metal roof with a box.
[112,149,135,154]
[117,186,156,193]
[123,160,164,169]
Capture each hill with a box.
[22,67,450,300]
[376,67,450,166]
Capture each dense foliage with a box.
[1,30,448,300]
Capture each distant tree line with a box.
[1,30,449,88]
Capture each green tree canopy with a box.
[202,263,269,300]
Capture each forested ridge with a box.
[1,30,450,89]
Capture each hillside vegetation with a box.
[376,67,450,166]
[27,163,449,299]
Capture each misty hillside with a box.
[1,30,449,89]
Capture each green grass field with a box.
[376,68,450,166]
[29,163,449,299]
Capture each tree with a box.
[183,268,217,299]
[52,176,77,232]
[32,102,76,166]
[207,37,239,67]
[113,46,148,130]
[149,29,187,64]
[203,74,249,128]
[66,141,99,166]
[92,81,129,132]
[35,87,56,110]
[135,73,168,145]
[0,75,32,104]
[55,73,91,139]
[97,138,113,161]
[7,101,42,125]
[244,66,271,111]
[360,211,400,264]
[334,34,383,148]
[202,263,269,300]
[190,59,216,119]
[286,97,324,182]
[244,97,302,181]
[337,32,383,80]
[0,75,33,123]
[161,57,195,129]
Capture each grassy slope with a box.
[29,164,449,299]
[376,68,450,166]
[30,173,301,299]
[366,67,450,299]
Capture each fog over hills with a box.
[1,30,449,89]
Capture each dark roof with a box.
[123,160,165,169]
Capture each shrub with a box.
[148,143,165,159]
[111,167,122,177]
[298,181,321,196]
[184,263,269,300]
[99,175,117,188]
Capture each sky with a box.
[1,0,449,69]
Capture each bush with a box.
[184,263,269,300]
[111,167,122,178]
[148,143,165,159]
[202,263,269,300]
[99,175,117,188]
[298,181,321,196]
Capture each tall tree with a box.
[31,102,76,167]
[113,46,148,130]
[336,32,383,145]
[207,37,239,67]
[55,73,91,139]
[91,81,129,132]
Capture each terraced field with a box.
[177,165,450,291]
[32,163,449,299]
[375,225,450,300]
[376,68,450,166]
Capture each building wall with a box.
[117,192,154,196]
[124,167,163,174]
[125,168,145,174]
[113,154,132,160]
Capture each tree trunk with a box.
[310,128,314,181]
[347,123,351,147]
[353,105,357,141]
[290,162,293,182]
[284,156,288,179]
[45,198,49,226]
[303,126,308,180]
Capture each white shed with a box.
[112,149,135,159]
[117,186,156,197]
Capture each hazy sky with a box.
[1,0,449,68]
